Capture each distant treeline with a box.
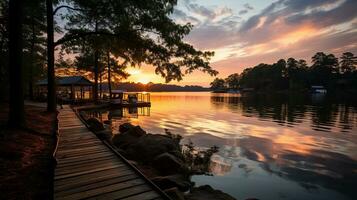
[211,52,357,92]
[102,82,209,92]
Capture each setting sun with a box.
[138,78,150,84]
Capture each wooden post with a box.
[71,85,75,100]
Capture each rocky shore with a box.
[82,113,236,200]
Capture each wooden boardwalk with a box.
[54,106,168,200]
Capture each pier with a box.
[54,106,169,200]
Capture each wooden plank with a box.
[121,190,162,200]
[58,140,102,148]
[86,184,152,200]
[56,148,109,157]
[57,145,107,154]
[54,168,134,188]
[55,160,127,176]
[55,174,138,197]
[55,164,126,180]
[56,151,113,162]
[60,125,87,130]
[57,152,115,165]
[56,155,117,169]
[57,179,146,200]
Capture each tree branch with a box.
[53,5,84,16]
[54,31,119,47]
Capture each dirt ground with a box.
[0,104,57,199]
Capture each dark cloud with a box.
[240,0,357,32]
[239,9,248,15]
[286,0,357,28]
[239,3,254,15]
[172,8,201,25]
[243,3,254,10]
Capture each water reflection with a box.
[210,93,357,133]
[85,92,357,200]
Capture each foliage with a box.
[164,129,219,175]
[182,140,219,175]
[57,0,218,83]
[0,0,47,101]
[212,52,357,92]
[225,73,240,89]
[210,78,226,90]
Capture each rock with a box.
[128,126,146,137]
[95,130,112,141]
[119,123,135,133]
[152,153,185,175]
[112,125,146,149]
[186,185,236,200]
[86,117,105,132]
[124,134,181,163]
[164,187,185,200]
[152,174,191,191]
[112,132,139,149]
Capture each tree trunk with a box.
[107,51,112,97]
[8,0,25,127]
[93,21,99,102]
[93,50,99,102]
[29,17,35,100]
[46,0,56,112]
[99,70,102,98]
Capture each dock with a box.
[54,105,169,200]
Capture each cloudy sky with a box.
[127,0,357,86]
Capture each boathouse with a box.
[36,76,94,101]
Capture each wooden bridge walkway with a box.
[54,106,169,200]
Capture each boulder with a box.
[124,134,180,163]
[112,132,139,149]
[152,153,185,175]
[112,125,146,149]
[185,185,236,200]
[164,187,185,200]
[127,125,146,137]
[152,174,191,191]
[86,118,105,132]
[119,123,135,133]
[95,130,112,141]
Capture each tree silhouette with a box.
[210,78,226,91]
[8,0,25,127]
[340,52,357,74]
[225,73,240,90]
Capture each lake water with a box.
[89,92,357,200]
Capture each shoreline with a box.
[79,107,237,200]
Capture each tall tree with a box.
[23,0,46,100]
[340,52,357,73]
[57,0,217,98]
[46,0,56,112]
[210,78,226,90]
[8,0,25,127]
[225,73,240,90]
[0,0,9,101]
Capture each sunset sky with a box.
[125,0,357,86]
